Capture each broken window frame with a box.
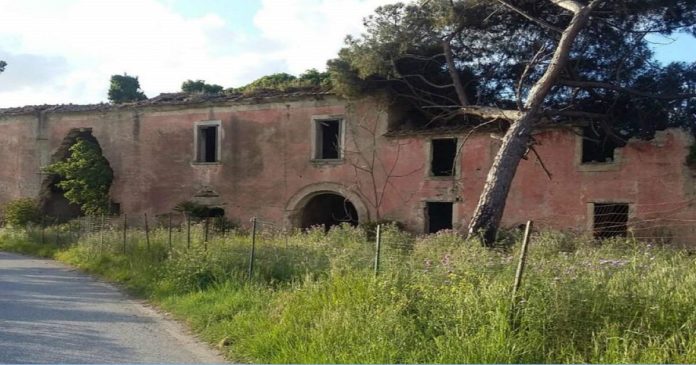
[429,137,459,177]
[311,116,345,162]
[193,120,222,164]
[424,201,455,233]
[589,201,630,239]
[576,126,623,171]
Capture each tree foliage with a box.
[44,138,114,215]
[230,69,331,94]
[181,79,224,94]
[329,0,696,136]
[108,74,147,104]
[329,0,696,244]
[0,60,6,73]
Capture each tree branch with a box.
[530,145,553,180]
[496,0,563,33]
[559,79,696,100]
[459,105,523,120]
[550,0,583,14]
[442,22,470,106]
[400,73,455,89]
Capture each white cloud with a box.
[0,0,396,107]
[253,0,396,73]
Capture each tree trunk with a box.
[467,113,536,244]
[467,1,597,245]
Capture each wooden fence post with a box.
[122,214,128,254]
[510,220,533,329]
[374,224,382,276]
[144,213,150,251]
[100,214,105,251]
[186,213,191,249]
[40,216,46,245]
[248,217,257,280]
[204,216,210,251]
[168,214,172,250]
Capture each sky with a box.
[0,0,694,108]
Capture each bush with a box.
[2,198,41,227]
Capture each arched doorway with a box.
[300,193,359,230]
[286,183,370,229]
[39,128,114,221]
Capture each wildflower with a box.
[441,253,451,267]
[598,259,628,267]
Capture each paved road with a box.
[0,251,226,364]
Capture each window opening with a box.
[426,202,453,233]
[593,203,629,238]
[197,125,218,162]
[582,126,619,163]
[431,138,457,176]
[315,119,341,159]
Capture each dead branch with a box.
[442,22,470,106]
[496,0,563,33]
[529,145,553,180]
[516,44,550,110]
[460,105,523,120]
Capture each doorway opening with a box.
[300,193,358,230]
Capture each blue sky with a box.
[0,0,693,108]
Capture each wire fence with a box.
[14,200,696,286]
[19,213,425,280]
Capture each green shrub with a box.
[43,137,113,215]
[2,198,41,227]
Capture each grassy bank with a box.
[2,224,696,363]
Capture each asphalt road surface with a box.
[0,251,226,364]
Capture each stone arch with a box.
[285,183,370,229]
[38,128,114,221]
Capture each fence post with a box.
[374,224,382,276]
[40,216,46,245]
[54,216,60,246]
[144,213,150,251]
[122,214,128,255]
[248,217,257,280]
[510,220,533,329]
[100,214,105,251]
[168,213,173,250]
[284,228,289,249]
[204,216,210,251]
[186,213,191,249]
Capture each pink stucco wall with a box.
[0,94,694,244]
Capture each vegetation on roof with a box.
[181,80,224,94]
[226,68,331,95]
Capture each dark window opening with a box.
[300,193,358,230]
[582,126,619,163]
[426,202,453,233]
[197,125,218,162]
[316,119,341,159]
[207,207,225,217]
[431,138,457,176]
[593,203,629,238]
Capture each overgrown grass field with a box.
[2,223,696,363]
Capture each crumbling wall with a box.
[0,95,694,245]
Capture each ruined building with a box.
[0,91,695,243]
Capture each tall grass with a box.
[3,222,696,363]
